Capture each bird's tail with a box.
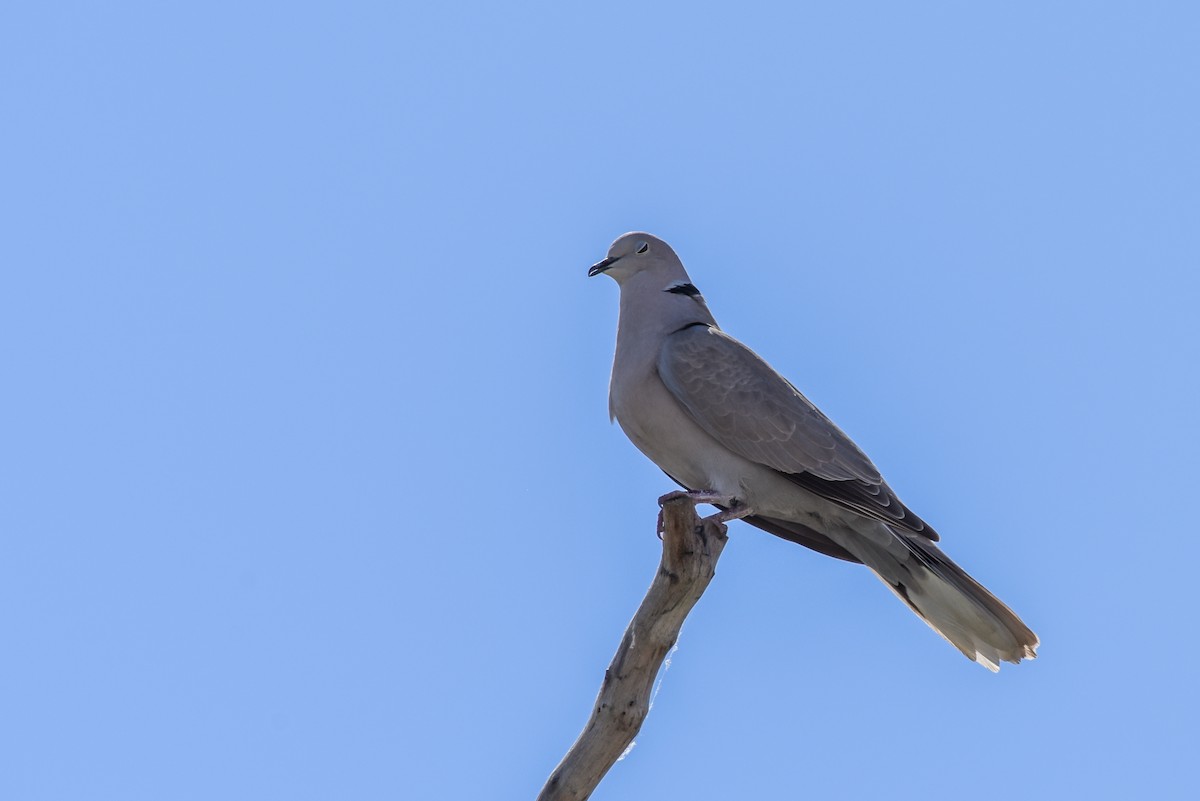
[850,531,1039,671]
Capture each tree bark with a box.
[537,495,729,801]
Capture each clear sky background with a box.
[3,3,1198,800]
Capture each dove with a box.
[590,232,1037,670]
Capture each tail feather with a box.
[887,537,1037,670]
[837,527,1038,670]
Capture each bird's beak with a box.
[588,255,619,277]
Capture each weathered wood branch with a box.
[537,495,730,801]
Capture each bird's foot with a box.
[703,500,754,525]
[657,489,732,507]
[656,490,753,535]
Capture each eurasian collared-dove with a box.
[589,232,1038,670]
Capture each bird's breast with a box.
[609,365,748,497]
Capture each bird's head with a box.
[587,232,688,286]
[588,232,715,330]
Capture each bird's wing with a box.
[658,324,936,538]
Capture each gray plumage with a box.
[590,232,1038,670]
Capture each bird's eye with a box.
[635,242,650,254]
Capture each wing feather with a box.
[658,324,937,539]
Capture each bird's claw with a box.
[657,489,731,508]
[656,490,753,531]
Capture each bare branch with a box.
[538,496,730,801]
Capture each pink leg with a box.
[657,490,754,533]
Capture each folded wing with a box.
[658,324,937,539]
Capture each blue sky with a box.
[3,2,1198,799]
